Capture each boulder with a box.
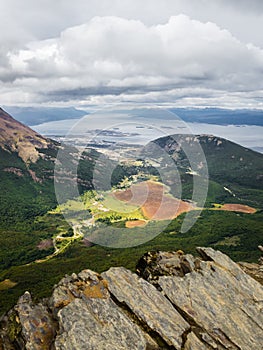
[1,247,263,350]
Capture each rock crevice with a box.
[1,247,263,350]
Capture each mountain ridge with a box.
[151,133,263,207]
[0,107,50,163]
[2,106,88,127]
[1,247,262,349]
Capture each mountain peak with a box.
[0,107,49,163]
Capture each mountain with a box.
[0,107,58,225]
[169,107,263,126]
[150,134,263,207]
[0,107,102,272]
[0,107,50,163]
[4,106,263,128]
[0,107,99,224]
[1,247,262,349]
[0,108,262,320]
[3,106,88,126]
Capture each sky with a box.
[1,0,263,109]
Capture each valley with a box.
[0,107,262,316]
[19,175,258,268]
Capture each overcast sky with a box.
[1,0,263,108]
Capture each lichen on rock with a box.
[1,247,263,350]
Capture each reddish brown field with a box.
[219,204,256,214]
[125,220,147,228]
[114,181,194,220]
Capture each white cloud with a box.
[1,0,263,48]
[1,14,263,107]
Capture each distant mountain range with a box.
[3,106,88,126]
[3,106,263,127]
[169,107,263,126]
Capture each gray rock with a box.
[50,269,109,312]
[136,250,196,284]
[238,261,263,285]
[51,269,148,350]
[184,332,210,350]
[102,267,190,349]
[158,247,263,349]
[14,291,56,350]
[2,247,263,350]
[55,297,147,350]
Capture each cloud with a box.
[220,0,263,12]
[1,0,263,48]
[1,15,263,108]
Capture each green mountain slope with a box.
[0,108,99,227]
[0,108,102,270]
[0,110,262,316]
[151,134,263,207]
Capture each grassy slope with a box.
[0,134,262,315]
[0,209,262,315]
[154,135,263,207]
[0,144,100,272]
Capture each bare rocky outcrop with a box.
[0,247,263,349]
[157,247,263,349]
[0,292,56,350]
[238,245,263,285]
[53,271,147,350]
[0,107,49,163]
[102,267,190,349]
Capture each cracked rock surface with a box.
[158,248,263,349]
[0,248,263,349]
[102,267,190,349]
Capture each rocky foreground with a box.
[1,247,263,350]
